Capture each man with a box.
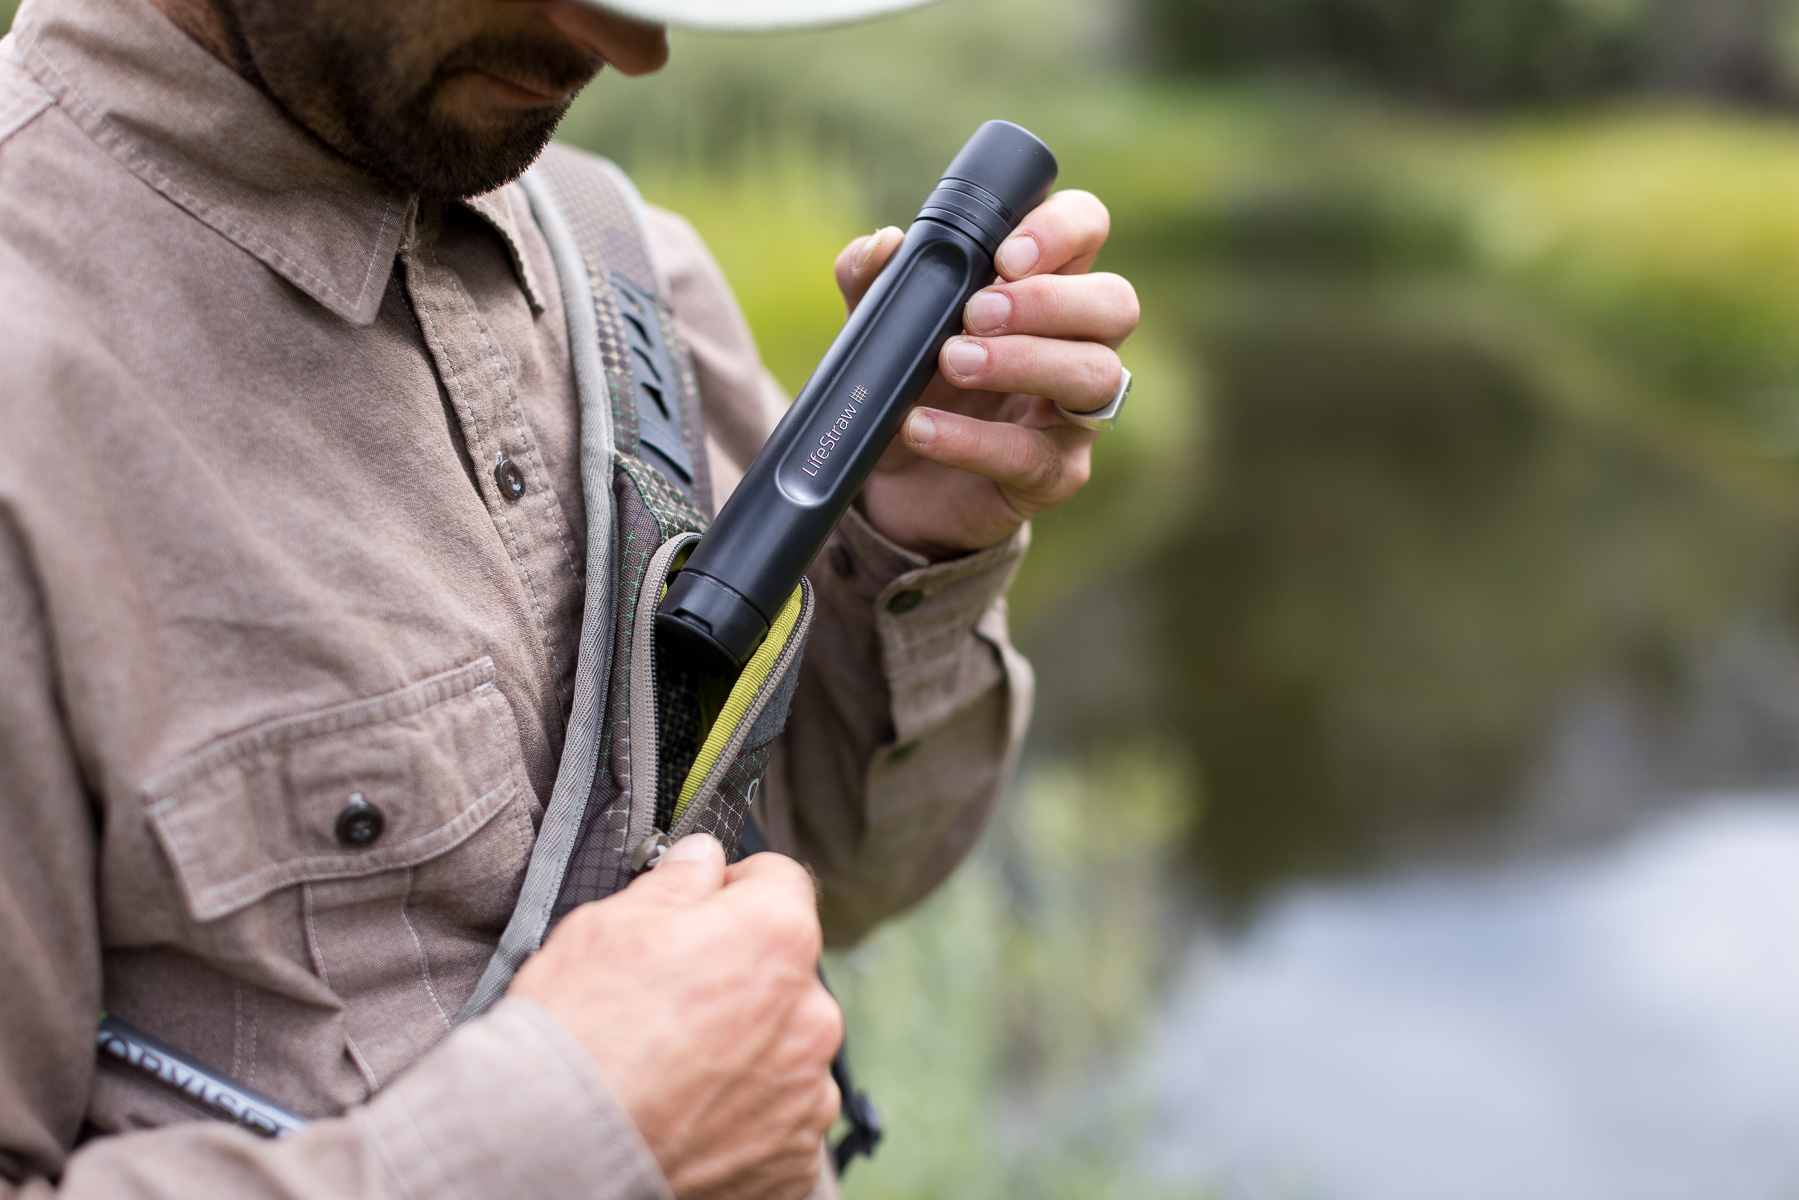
[0,0,1139,1195]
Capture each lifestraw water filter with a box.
[657,120,1059,671]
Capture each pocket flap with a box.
[144,659,525,922]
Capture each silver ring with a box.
[1056,367,1131,432]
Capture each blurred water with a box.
[1145,798,1799,1200]
[1009,275,1799,1198]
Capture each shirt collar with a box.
[462,188,548,317]
[11,0,543,325]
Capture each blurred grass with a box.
[824,746,1202,1199]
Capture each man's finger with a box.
[940,334,1124,414]
[724,850,823,909]
[718,852,825,972]
[994,189,1110,281]
[963,272,1140,344]
[628,833,725,907]
[902,407,1093,502]
[833,226,904,313]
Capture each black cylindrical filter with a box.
[657,120,1059,671]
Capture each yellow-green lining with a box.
[671,584,805,824]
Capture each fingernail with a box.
[855,227,901,273]
[965,289,1011,334]
[906,408,936,445]
[662,833,719,865]
[943,338,986,380]
[852,230,880,272]
[997,235,1039,278]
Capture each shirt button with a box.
[493,454,527,502]
[887,589,925,614]
[334,796,385,848]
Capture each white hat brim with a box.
[585,0,940,32]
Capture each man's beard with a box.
[236,7,603,199]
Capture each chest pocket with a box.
[141,658,534,1088]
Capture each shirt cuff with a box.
[355,995,672,1200]
[829,506,1029,743]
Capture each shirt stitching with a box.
[399,867,452,1029]
[244,986,260,1087]
[407,255,566,710]
[420,256,572,712]
[230,981,244,1078]
[0,74,50,148]
[448,270,581,702]
[303,881,380,1091]
[458,273,578,636]
[404,253,489,452]
[352,198,400,313]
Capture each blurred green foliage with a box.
[1141,0,1799,105]
[1142,0,1641,102]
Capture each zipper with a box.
[667,585,809,839]
[624,534,699,873]
[625,534,813,875]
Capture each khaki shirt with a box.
[0,0,1033,1194]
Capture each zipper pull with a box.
[631,832,674,875]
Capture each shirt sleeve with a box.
[0,526,672,1200]
[642,205,1035,946]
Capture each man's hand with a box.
[837,190,1140,559]
[510,835,842,1200]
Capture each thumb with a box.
[628,833,726,908]
[834,226,903,314]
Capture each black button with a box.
[887,589,924,615]
[334,797,385,848]
[830,545,855,579]
[493,455,526,501]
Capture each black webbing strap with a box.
[735,819,884,1175]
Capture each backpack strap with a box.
[529,145,714,517]
[457,148,716,1021]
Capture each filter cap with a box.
[939,121,1059,228]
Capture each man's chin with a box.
[357,110,567,200]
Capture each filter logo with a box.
[801,385,869,478]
